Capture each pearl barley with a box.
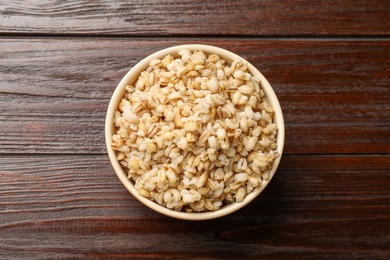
[111,49,278,212]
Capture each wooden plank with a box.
[0,38,389,154]
[0,1,389,36]
[0,155,389,258]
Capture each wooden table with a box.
[1,1,389,259]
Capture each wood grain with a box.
[0,1,389,259]
[1,38,389,154]
[0,0,389,36]
[0,155,389,259]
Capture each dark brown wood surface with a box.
[0,1,389,259]
[0,0,390,36]
[1,155,389,259]
[1,38,389,155]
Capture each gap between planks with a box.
[0,34,390,41]
[0,153,389,157]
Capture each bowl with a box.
[105,44,285,220]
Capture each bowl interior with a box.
[105,44,285,220]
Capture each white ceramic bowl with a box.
[106,44,285,220]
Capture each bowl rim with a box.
[105,44,285,220]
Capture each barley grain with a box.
[113,49,278,212]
